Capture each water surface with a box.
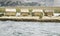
[0,21,60,36]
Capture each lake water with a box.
[0,21,60,36]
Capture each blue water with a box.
[0,21,60,36]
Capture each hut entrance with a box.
[32,12,43,16]
[21,12,30,16]
[44,12,53,16]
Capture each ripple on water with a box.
[0,21,60,36]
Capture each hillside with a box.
[0,0,54,6]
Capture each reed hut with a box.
[20,9,30,16]
[44,10,54,17]
[32,9,44,16]
[5,8,16,16]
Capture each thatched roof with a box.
[5,8,16,12]
[21,9,29,12]
[45,10,54,12]
[32,9,43,12]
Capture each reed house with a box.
[20,9,30,16]
[44,10,54,17]
[5,8,16,16]
[32,9,44,17]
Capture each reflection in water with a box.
[0,21,60,36]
